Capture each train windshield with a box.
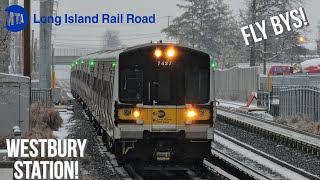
[119,45,210,105]
[185,67,209,104]
[119,66,143,103]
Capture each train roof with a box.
[75,43,209,62]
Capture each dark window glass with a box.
[102,80,108,98]
[156,71,171,103]
[185,67,209,103]
[98,79,102,93]
[93,77,97,91]
[119,67,143,103]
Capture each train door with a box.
[151,67,178,131]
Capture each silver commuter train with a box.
[70,43,216,166]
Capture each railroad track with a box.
[124,164,208,180]
[217,106,320,156]
[204,153,269,180]
[208,131,320,180]
[84,110,211,180]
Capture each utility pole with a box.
[31,30,34,73]
[0,0,10,73]
[34,38,37,72]
[249,0,257,67]
[164,16,173,27]
[20,32,23,73]
[51,44,55,90]
[39,0,53,88]
[23,0,31,77]
[13,0,19,74]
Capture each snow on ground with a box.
[67,92,74,99]
[53,110,74,139]
[248,111,274,121]
[218,99,257,108]
[218,99,274,121]
[214,134,309,180]
[55,65,71,80]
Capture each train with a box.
[70,43,216,167]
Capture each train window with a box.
[156,71,171,103]
[185,67,209,103]
[102,80,110,99]
[97,79,102,93]
[119,67,143,103]
[93,77,97,91]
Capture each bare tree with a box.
[240,0,306,71]
[102,29,122,50]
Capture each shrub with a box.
[30,103,62,130]
[275,115,320,135]
[60,98,69,105]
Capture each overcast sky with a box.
[29,0,320,50]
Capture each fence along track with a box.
[213,131,320,180]
[31,88,52,106]
[217,107,320,156]
[279,85,320,121]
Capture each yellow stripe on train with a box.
[118,108,211,125]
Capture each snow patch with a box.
[67,92,74,99]
[53,110,74,139]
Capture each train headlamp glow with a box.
[187,110,196,118]
[133,110,141,118]
[167,49,175,58]
[154,49,162,58]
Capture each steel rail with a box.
[218,106,320,139]
[205,151,269,180]
[214,130,320,180]
[217,107,320,156]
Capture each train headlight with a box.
[167,49,175,58]
[187,110,196,118]
[154,49,162,58]
[133,110,141,118]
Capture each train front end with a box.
[114,43,215,165]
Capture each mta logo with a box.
[5,5,28,32]
[158,110,166,118]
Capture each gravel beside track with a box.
[67,100,120,180]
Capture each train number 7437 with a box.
[157,61,172,66]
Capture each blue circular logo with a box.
[5,5,28,32]
[158,110,166,118]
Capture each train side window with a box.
[102,80,110,99]
[93,77,97,91]
[98,79,102,94]
[87,74,90,85]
